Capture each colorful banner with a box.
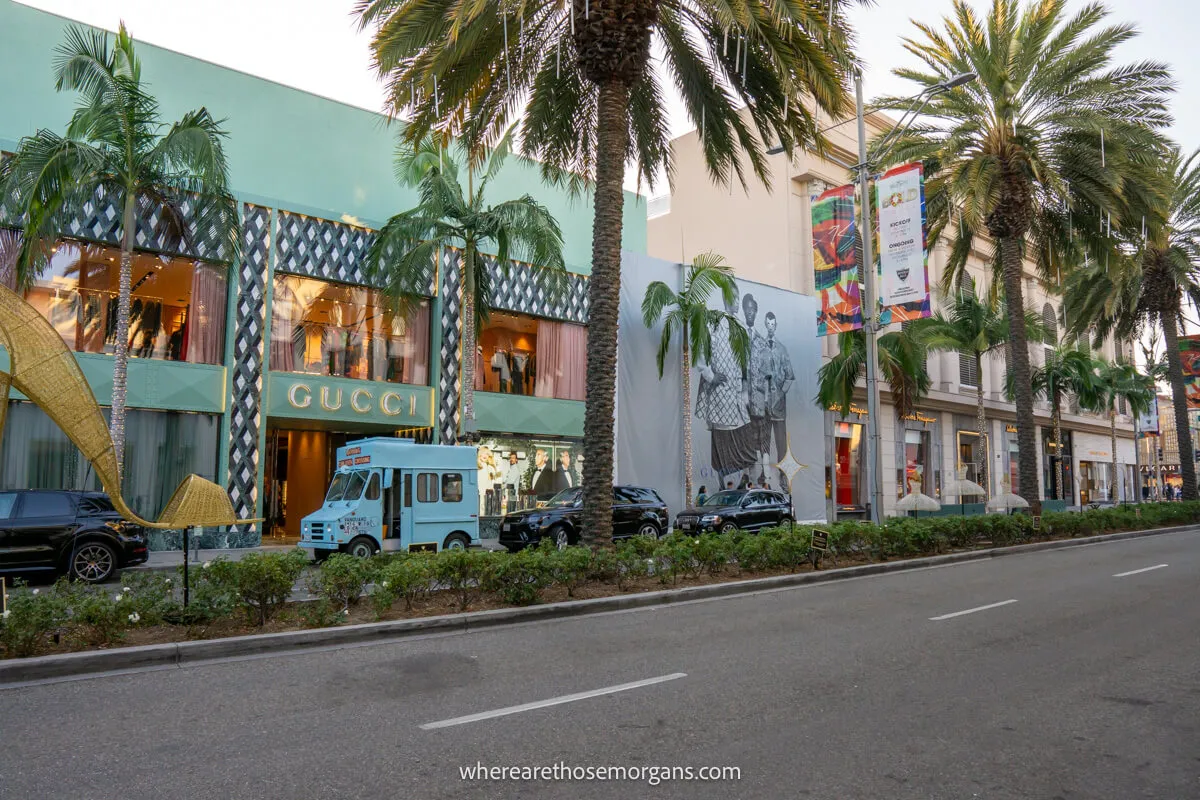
[876,162,930,323]
[1180,335,1200,409]
[812,184,862,337]
[1135,395,1159,437]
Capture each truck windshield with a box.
[343,471,367,502]
[325,472,350,502]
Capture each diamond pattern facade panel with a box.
[1,184,230,262]
[274,211,437,295]
[438,249,463,445]
[227,204,270,539]
[485,256,590,323]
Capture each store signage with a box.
[1005,424,1017,433]
[338,455,372,467]
[269,374,434,427]
[829,403,869,418]
[877,162,931,323]
[811,529,830,552]
[902,412,936,424]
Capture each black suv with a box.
[675,489,793,534]
[499,486,669,551]
[0,491,148,583]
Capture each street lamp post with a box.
[850,69,976,525]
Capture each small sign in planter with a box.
[810,529,830,570]
[1033,516,1041,531]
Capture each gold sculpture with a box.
[0,284,243,529]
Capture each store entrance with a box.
[264,428,350,543]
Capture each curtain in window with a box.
[400,302,430,385]
[268,291,297,372]
[534,321,586,401]
[0,402,219,519]
[184,264,227,365]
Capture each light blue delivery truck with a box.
[300,438,480,558]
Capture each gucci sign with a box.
[286,383,417,417]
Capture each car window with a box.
[703,490,744,507]
[365,473,381,501]
[773,493,788,505]
[634,488,661,504]
[343,471,368,502]
[747,493,767,507]
[0,493,18,519]
[18,492,74,519]
[417,472,439,503]
[442,473,463,503]
[546,487,581,508]
[80,496,116,515]
[613,487,637,505]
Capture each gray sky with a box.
[18,0,1199,197]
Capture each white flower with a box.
[380,581,389,588]
[694,539,700,544]
[2,609,10,619]
[127,612,140,623]
[164,578,172,585]
[31,589,39,596]
[123,586,131,594]
[202,561,211,569]
[341,609,350,616]
[114,594,123,602]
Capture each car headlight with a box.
[700,514,721,525]
[527,515,548,527]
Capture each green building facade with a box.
[0,0,646,547]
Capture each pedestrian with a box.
[696,485,708,506]
[725,480,734,490]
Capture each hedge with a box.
[3,501,1198,658]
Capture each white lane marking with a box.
[1113,564,1168,578]
[929,599,1018,621]
[420,673,687,730]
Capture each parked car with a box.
[0,490,148,583]
[499,485,669,551]
[674,489,793,534]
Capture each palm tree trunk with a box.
[681,333,693,506]
[460,243,476,439]
[580,80,629,550]
[975,352,987,497]
[1110,409,1119,503]
[1053,400,1064,502]
[1000,237,1040,514]
[1161,311,1198,500]
[110,191,136,479]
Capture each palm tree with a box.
[355,1,862,546]
[876,0,1173,513]
[818,327,931,422]
[365,133,566,439]
[1063,147,1200,500]
[641,252,749,506]
[911,293,1044,493]
[1091,360,1155,502]
[0,24,238,476]
[1024,341,1099,502]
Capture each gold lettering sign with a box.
[1005,424,1018,433]
[901,412,936,424]
[351,388,373,413]
[829,403,869,418]
[288,383,312,409]
[381,392,404,416]
[320,387,343,411]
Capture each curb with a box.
[2,523,1195,686]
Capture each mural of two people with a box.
[695,288,795,492]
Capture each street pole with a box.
[856,70,885,526]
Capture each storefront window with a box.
[477,311,586,401]
[0,401,220,519]
[1005,430,1020,494]
[1042,428,1073,501]
[21,240,226,364]
[1079,461,1111,505]
[904,429,929,495]
[956,430,987,486]
[833,421,863,507]
[474,435,583,516]
[269,274,429,384]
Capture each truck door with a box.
[397,469,415,547]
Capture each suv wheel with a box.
[551,525,571,550]
[71,541,117,583]
[637,522,660,539]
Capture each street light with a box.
[766,70,976,524]
[855,69,976,525]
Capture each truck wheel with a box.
[346,537,377,558]
[442,532,470,551]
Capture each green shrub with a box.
[733,535,771,572]
[309,553,377,610]
[0,581,70,658]
[585,548,619,583]
[545,542,592,597]
[484,547,552,605]
[613,543,649,590]
[117,570,176,626]
[693,534,734,575]
[767,527,811,572]
[371,553,434,616]
[298,599,347,628]
[431,549,491,611]
[207,548,309,626]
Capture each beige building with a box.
[647,107,1137,520]
[1137,394,1200,497]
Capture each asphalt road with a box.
[2,531,1198,800]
